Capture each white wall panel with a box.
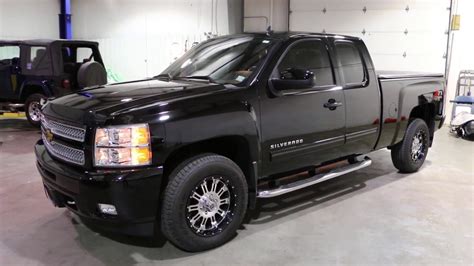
[289,0,450,72]
[0,0,59,39]
[243,0,288,32]
[73,0,230,81]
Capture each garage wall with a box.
[291,0,449,73]
[0,0,59,39]
[445,0,474,121]
[243,0,289,32]
[244,0,449,72]
[72,0,231,81]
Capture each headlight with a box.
[94,124,152,167]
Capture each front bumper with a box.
[35,140,163,236]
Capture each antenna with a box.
[266,25,273,36]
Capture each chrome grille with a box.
[41,115,86,142]
[42,134,85,166]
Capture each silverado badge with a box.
[270,139,303,150]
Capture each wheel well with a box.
[409,103,435,143]
[20,85,44,101]
[162,136,254,192]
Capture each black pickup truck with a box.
[35,32,445,252]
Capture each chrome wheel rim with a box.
[28,101,41,122]
[186,176,234,236]
[411,130,426,162]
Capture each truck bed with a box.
[375,71,445,150]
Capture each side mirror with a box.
[271,68,315,91]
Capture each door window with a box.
[0,45,20,62]
[278,40,334,86]
[335,42,365,85]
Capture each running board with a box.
[257,157,372,198]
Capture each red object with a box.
[62,79,71,89]
[384,118,397,124]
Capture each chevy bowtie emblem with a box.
[45,129,54,142]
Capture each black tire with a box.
[25,93,46,127]
[391,118,430,173]
[161,153,248,252]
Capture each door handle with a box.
[323,99,342,110]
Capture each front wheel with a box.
[161,154,248,252]
[391,118,430,173]
[25,93,46,127]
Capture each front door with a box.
[0,45,20,99]
[260,39,346,176]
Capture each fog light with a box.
[98,203,117,215]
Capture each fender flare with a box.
[160,100,261,207]
[392,79,443,145]
[19,80,52,99]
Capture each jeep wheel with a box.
[25,93,46,127]
[391,118,430,173]
[161,154,248,252]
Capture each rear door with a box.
[331,39,380,155]
[260,38,346,175]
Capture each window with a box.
[161,36,275,85]
[335,42,365,85]
[0,45,20,63]
[278,40,334,86]
[76,47,94,63]
[26,46,48,71]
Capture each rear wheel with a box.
[25,93,46,127]
[161,154,248,252]
[391,118,430,173]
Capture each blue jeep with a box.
[0,40,107,126]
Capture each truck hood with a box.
[42,78,226,123]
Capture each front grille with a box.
[41,115,86,142]
[42,134,85,166]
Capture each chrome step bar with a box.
[257,157,372,198]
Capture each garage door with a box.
[289,0,450,73]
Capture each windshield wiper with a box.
[176,75,217,83]
[154,73,173,81]
[154,74,216,84]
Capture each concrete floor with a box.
[0,118,473,265]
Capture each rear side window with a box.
[61,45,98,75]
[335,42,365,85]
[22,45,53,75]
[61,46,96,64]
[27,46,47,70]
[278,40,334,86]
[76,47,94,63]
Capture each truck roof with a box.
[0,39,99,46]
[242,31,362,41]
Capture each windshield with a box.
[160,35,276,85]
